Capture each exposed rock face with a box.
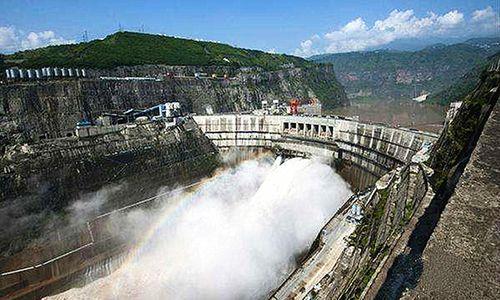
[0,118,220,257]
[411,104,500,299]
[407,97,499,299]
[371,58,499,299]
[0,65,347,144]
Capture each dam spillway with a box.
[193,114,437,190]
[46,156,353,299]
[0,114,438,299]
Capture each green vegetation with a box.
[303,65,348,108]
[5,31,312,70]
[310,38,500,104]
[401,201,415,226]
[427,52,498,105]
[373,189,389,220]
[368,189,389,258]
[348,214,370,249]
[344,188,395,299]
[348,187,390,257]
[429,54,500,192]
[356,266,376,297]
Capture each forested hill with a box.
[4,31,312,70]
[427,51,500,105]
[310,38,500,104]
[1,31,349,116]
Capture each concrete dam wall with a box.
[193,114,437,190]
[193,114,439,299]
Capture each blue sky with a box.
[0,0,498,55]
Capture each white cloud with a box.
[295,7,498,56]
[471,6,499,32]
[20,30,74,50]
[342,18,367,33]
[472,6,496,22]
[0,26,19,52]
[437,10,464,28]
[0,27,74,53]
[293,34,320,57]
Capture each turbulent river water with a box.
[47,156,351,300]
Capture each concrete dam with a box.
[193,114,437,190]
[0,114,438,299]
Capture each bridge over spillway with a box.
[193,114,438,190]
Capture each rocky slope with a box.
[407,84,499,299]
[374,52,499,299]
[0,118,220,257]
[310,38,500,103]
[0,64,346,145]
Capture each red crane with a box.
[290,98,299,115]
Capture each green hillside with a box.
[310,38,500,104]
[5,31,312,70]
[428,51,500,105]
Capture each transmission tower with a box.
[82,30,88,42]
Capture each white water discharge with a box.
[48,156,351,300]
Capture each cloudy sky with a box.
[0,0,498,55]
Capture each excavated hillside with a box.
[401,53,500,300]
[0,64,346,146]
[408,80,499,299]
[0,32,347,147]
